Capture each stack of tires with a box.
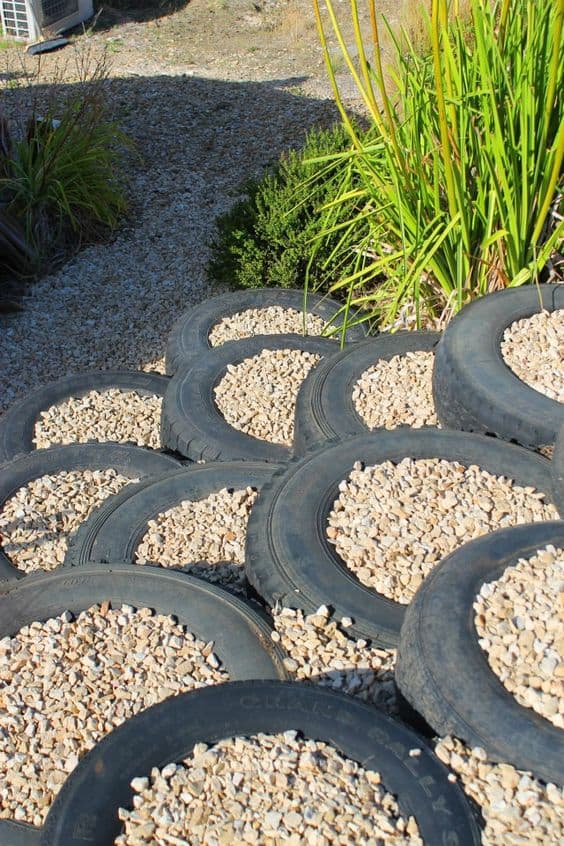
[0,285,562,845]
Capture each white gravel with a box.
[0,469,136,573]
[435,736,564,845]
[327,459,558,604]
[0,603,229,825]
[208,306,328,346]
[272,605,397,712]
[116,733,422,846]
[33,389,162,450]
[474,544,563,729]
[500,309,564,403]
[352,351,438,430]
[214,348,322,445]
[135,487,258,593]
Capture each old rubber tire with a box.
[433,284,564,449]
[245,429,558,646]
[161,334,337,462]
[165,287,367,374]
[64,461,280,568]
[0,565,288,838]
[552,425,564,507]
[0,443,182,581]
[294,332,440,453]
[40,680,482,846]
[0,820,40,846]
[0,370,170,464]
[396,521,564,785]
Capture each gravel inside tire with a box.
[39,681,482,846]
[0,565,287,828]
[63,462,280,595]
[395,521,564,786]
[161,334,337,462]
[0,371,170,465]
[0,444,182,581]
[244,429,558,646]
[165,287,367,374]
[294,332,440,453]
[432,284,564,450]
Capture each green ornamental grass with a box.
[311,0,564,330]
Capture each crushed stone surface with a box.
[0,469,136,574]
[327,459,558,605]
[135,487,258,594]
[115,733,422,846]
[352,351,438,430]
[272,605,397,712]
[0,603,229,825]
[208,306,329,346]
[214,348,322,445]
[435,736,564,846]
[474,544,563,729]
[33,389,162,450]
[501,310,564,403]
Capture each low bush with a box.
[207,122,373,298]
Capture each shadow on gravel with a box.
[0,71,348,409]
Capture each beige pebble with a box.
[208,306,329,346]
[500,310,564,404]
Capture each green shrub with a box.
[311,0,564,329]
[207,122,372,297]
[0,53,130,287]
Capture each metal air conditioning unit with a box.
[0,0,93,42]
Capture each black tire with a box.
[245,429,558,646]
[0,443,182,581]
[396,521,564,785]
[0,821,41,846]
[0,565,287,838]
[294,332,441,453]
[433,284,564,449]
[161,334,338,462]
[40,680,482,846]
[0,563,287,680]
[0,370,170,465]
[165,287,368,374]
[552,424,564,506]
[64,461,280,570]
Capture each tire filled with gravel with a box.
[40,682,482,846]
[396,521,564,785]
[161,334,336,462]
[0,444,181,581]
[165,287,367,374]
[0,565,287,827]
[64,462,279,597]
[0,371,169,464]
[245,429,558,645]
[294,332,440,453]
[433,284,564,450]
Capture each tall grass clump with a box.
[311,0,564,329]
[0,51,129,287]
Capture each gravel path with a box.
[0,604,228,825]
[116,733,422,846]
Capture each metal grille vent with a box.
[0,0,30,38]
[39,0,78,27]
